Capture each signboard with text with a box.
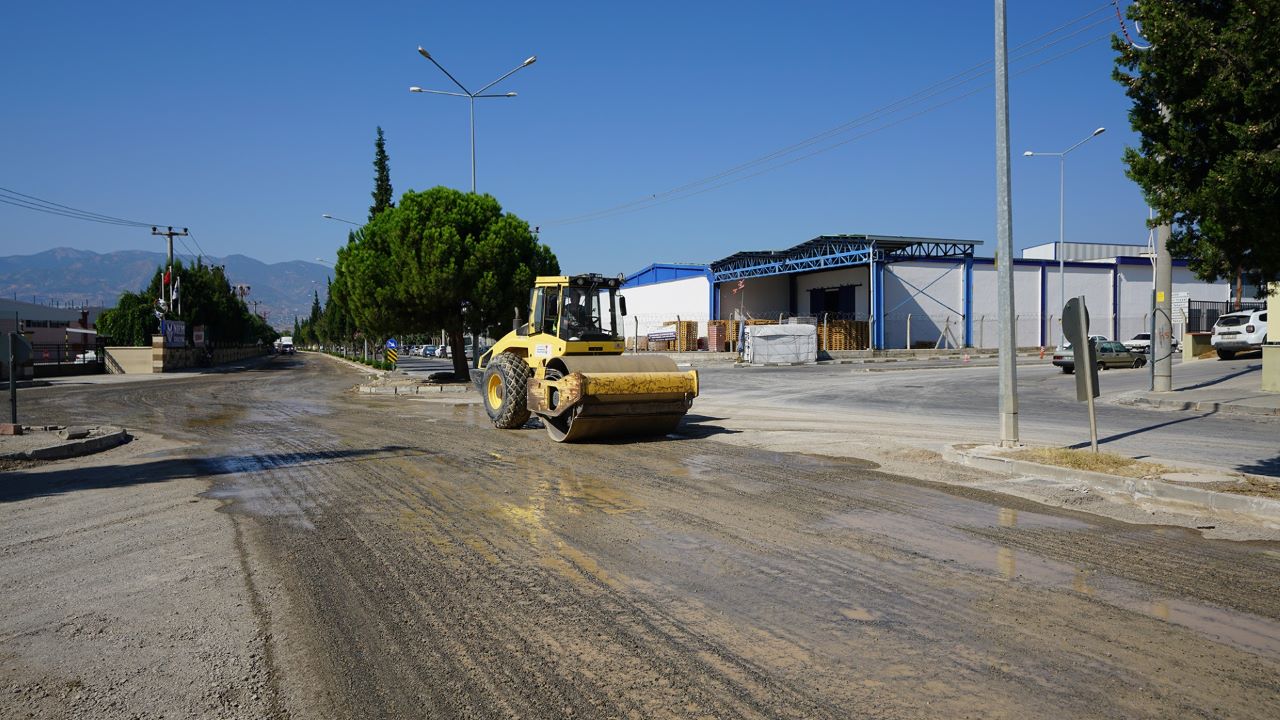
[161,319,187,348]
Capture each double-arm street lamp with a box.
[410,47,536,193]
[1023,127,1106,342]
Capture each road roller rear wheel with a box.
[482,353,531,429]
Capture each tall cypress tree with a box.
[370,126,395,221]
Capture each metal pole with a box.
[9,334,17,425]
[1058,155,1066,342]
[994,0,1020,446]
[1150,289,1157,390]
[1079,301,1099,452]
[469,96,477,193]
[1153,223,1173,391]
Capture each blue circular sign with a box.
[386,338,399,349]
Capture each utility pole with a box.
[994,0,1020,446]
[151,226,189,316]
[1153,222,1173,391]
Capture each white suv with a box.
[1211,309,1268,359]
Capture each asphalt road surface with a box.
[4,353,1278,718]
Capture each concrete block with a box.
[0,423,22,436]
[1262,345,1280,393]
[59,426,92,440]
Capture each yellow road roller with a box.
[472,274,699,442]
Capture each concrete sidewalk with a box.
[1115,363,1280,417]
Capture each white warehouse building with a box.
[620,235,1233,350]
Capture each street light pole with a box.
[410,47,536,193]
[1024,127,1105,343]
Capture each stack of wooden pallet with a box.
[662,320,699,352]
[818,320,870,351]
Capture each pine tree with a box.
[370,127,395,221]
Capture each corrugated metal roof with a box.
[623,264,710,288]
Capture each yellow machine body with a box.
[475,274,699,442]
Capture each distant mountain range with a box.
[0,247,331,330]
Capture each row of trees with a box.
[97,260,277,347]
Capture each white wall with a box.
[970,262,1046,348]
[621,276,711,338]
[882,261,965,349]
[1043,263,1112,342]
[1115,263,1231,340]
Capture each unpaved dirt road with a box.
[3,353,1279,718]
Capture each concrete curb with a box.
[944,444,1280,526]
[1114,391,1280,418]
[1,426,130,461]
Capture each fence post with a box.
[675,315,682,353]
[633,316,639,354]
[906,314,912,350]
[822,312,829,352]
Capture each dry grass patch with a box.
[1004,447,1176,479]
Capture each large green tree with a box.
[337,187,558,376]
[370,126,394,221]
[1114,0,1280,286]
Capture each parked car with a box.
[1211,309,1268,359]
[1095,340,1148,369]
[1122,333,1151,353]
[1051,335,1109,374]
[1122,332,1179,354]
[73,350,98,364]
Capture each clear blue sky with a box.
[2,1,1149,276]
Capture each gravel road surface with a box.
[3,353,1278,718]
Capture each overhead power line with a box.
[541,3,1117,228]
[0,186,164,228]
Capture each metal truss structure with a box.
[709,234,979,282]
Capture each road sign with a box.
[1,332,32,365]
[386,338,399,350]
[1172,291,1190,325]
[1062,297,1100,452]
[386,348,398,366]
[1061,297,1089,347]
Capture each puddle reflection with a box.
[829,507,1280,661]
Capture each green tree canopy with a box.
[335,187,558,375]
[1114,0,1280,286]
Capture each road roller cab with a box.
[474,274,699,442]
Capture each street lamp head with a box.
[322,214,333,219]
[1092,127,1106,136]
[409,86,424,92]
[417,46,432,60]
[1022,151,1035,157]
[505,92,517,97]
[523,55,537,66]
